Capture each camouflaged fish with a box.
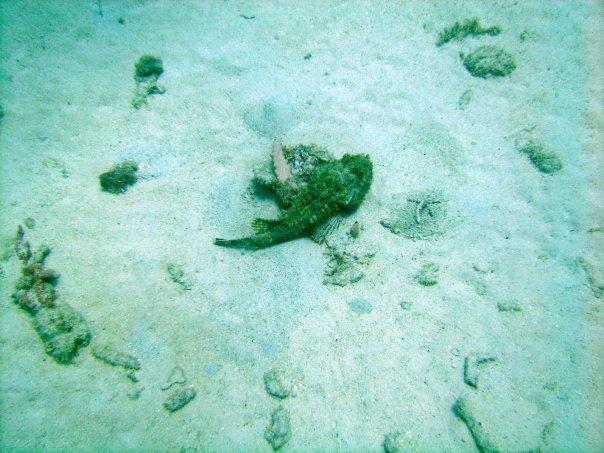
[214,141,372,250]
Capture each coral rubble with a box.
[11,225,91,364]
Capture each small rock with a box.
[399,300,412,310]
[461,45,516,78]
[265,406,291,450]
[264,369,291,399]
[24,218,36,229]
[163,385,196,412]
[161,366,187,390]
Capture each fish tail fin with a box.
[213,237,253,249]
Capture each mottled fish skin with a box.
[214,154,372,250]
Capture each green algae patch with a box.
[437,18,501,47]
[99,160,138,194]
[134,55,163,81]
[461,45,516,78]
[518,140,562,174]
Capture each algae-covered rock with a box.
[437,18,501,47]
[263,369,291,399]
[99,160,138,194]
[163,385,196,412]
[11,226,91,364]
[33,304,91,364]
[461,45,516,78]
[132,55,165,109]
[265,406,291,450]
[518,140,562,174]
[92,344,140,370]
[134,55,163,81]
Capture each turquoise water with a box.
[0,1,602,451]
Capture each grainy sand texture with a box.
[0,1,602,451]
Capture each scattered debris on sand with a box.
[461,45,516,78]
[497,300,522,312]
[380,189,447,240]
[92,344,140,370]
[323,245,374,286]
[163,385,197,412]
[458,89,473,110]
[464,354,497,388]
[43,157,70,178]
[414,263,440,286]
[11,225,91,364]
[161,366,188,391]
[265,406,291,450]
[437,18,501,47]
[166,262,192,290]
[99,160,138,194]
[132,55,165,109]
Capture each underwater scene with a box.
[0,1,602,451]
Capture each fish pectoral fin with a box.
[310,214,344,244]
[251,218,281,234]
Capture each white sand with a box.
[0,1,602,451]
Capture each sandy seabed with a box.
[0,1,602,451]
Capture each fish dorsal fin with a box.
[251,218,280,234]
[310,214,343,244]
